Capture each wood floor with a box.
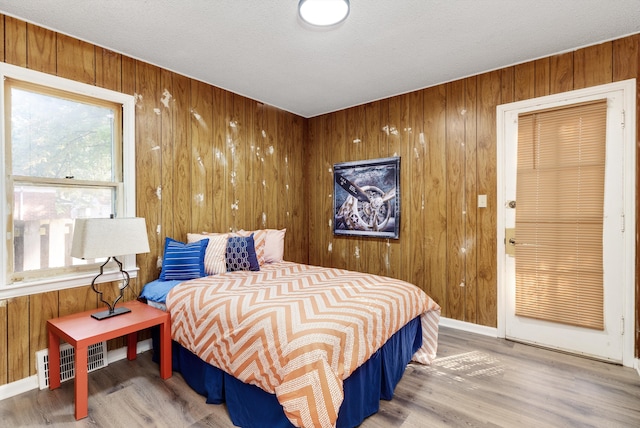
[1,326,639,427]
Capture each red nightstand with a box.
[47,300,171,419]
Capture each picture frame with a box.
[333,156,400,239]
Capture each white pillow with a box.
[187,233,228,275]
[264,229,286,263]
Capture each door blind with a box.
[515,100,607,330]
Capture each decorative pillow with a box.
[225,234,260,272]
[235,229,267,266]
[187,233,228,275]
[264,228,286,263]
[159,237,208,280]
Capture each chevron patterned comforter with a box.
[166,262,440,428]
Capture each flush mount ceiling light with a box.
[299,0,350,26]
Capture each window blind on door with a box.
[515,100,607,330]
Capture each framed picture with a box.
[333,156,400,239]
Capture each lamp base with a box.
[91,306,132,320]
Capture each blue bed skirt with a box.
[153,316,421,428]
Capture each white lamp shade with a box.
[71,217,150,259]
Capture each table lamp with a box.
[71,217,150,320]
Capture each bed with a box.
[140,231,440,428]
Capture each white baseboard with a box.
[439,316,498,337]
[0,375,38,401]
[0,338,153,402]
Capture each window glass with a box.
[12,184,115,274]
[10,87,116,181]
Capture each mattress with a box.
[161,261,440,427]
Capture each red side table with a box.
[47,300,171,419]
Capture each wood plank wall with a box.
[307,35,640,350]
[0,15,308,386]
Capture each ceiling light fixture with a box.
[299,0,350,27]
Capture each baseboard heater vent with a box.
[36,342,108,390]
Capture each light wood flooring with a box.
[1,326,639,427]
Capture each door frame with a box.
[496,79,636,368]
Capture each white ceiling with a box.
[0,1,639,118]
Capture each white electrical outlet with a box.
[478,194,487,208]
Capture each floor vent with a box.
[36,342,108,390]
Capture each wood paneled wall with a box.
[307,35,640,343]
[0,15,308,386]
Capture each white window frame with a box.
[0,62,137,299]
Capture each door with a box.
[498,81,635,364]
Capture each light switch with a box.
[478,194,487,208]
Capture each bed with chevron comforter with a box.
[164,261,440,428]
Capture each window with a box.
[0,63,136,298]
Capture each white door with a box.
[497,80,636,365]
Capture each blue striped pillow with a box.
[159,237,208,280]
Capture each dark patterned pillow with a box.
[225,234,260,272]
[159,237,208,280]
